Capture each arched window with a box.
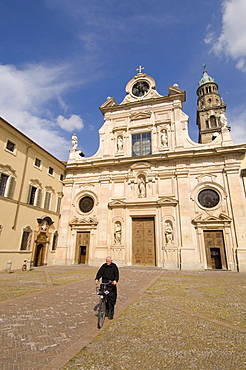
[210,116,217,128]
[0,164,16,198]
[20,226,32,250]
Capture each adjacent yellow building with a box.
[0,117,65,270]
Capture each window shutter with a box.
[7,177,15,199]
[27,185,32,203]
[44,192,51,210]
[36,188,41,207]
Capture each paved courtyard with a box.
[0,265,245,369]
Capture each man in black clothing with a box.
[95,256,119,319]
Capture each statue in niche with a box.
[72,133,78,149]
[114,221,122,244]
[165,222,173,245]
[117,135,123,151]
[161,129,168,146]
[138,176,146,198]
[219,112,228,128]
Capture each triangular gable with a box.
[131,112,151,120]
[192,213,232,224]
[157,197,178,205]
[108,199,126,208]
[100,97,116,109]
[69,217,98,226]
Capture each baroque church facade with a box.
[55,67,246,272]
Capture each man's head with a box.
[106,256,112,265]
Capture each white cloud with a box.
[228,108,246,144]
[56,114,84,132]
[0,63,84,159]
[211,0,246,71]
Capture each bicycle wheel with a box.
[97,298,106,329]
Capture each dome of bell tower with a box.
[198,65,215,86]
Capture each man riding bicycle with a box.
[95,256,119,320]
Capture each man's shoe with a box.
[109,315,114,320]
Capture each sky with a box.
[0,0,246,160]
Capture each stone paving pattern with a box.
[0,266,245,369]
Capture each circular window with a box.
[132,81,149,97]
[198,189,220,208]
[79,196,94,213]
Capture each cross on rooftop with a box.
[136,65,144,74]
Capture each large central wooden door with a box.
[204,230,227,269]
[76,232,90,264]
[132,218,155,266]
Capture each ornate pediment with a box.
[130,111,151,120]
[196,173,217,183]
[130,162,151,170]
[69,217,98,226]
[108,200,126,208]
[168,85,186,102]
[157,197,178,206]
[100,97,116,109]
[0,163,16,177]
[192,213,232,224]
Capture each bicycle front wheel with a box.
[97,298,106,329]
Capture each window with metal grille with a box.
[132,132,152,156]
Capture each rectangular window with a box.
[48,167,54,176]
[34,157,42,168]
[6,140,16,152]
[59,174,64,181]
[0,174,9,196]
[28,186,37,205]
[44,192,51,210]
[132,132,152,156]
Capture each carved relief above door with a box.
[132,218,155,266]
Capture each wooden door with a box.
[76,232,90,264]
[204,231,227,269]
[132,218,155,266]
[34,244,45,266]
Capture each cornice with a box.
[66,144,246,170]
[100,94,185,115]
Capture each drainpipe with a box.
[12,144,33,230]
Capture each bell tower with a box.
[196,66,227,143]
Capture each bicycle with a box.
[96,281,112,329]
[22,259,33,271]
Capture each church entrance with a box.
[34,243,45,266]
[132,218,156,266]
[76,232,90,264]
[204,230,227,269]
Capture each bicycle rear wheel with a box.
[97,298,106,329]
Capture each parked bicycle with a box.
[96,281,112,329]
[22,259,33,271]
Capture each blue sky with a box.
[0,0,246,160]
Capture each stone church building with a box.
[55,67,246,272]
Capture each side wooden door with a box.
[132,218,155,266]
[204,230,227,269]
[76,232,90,264]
